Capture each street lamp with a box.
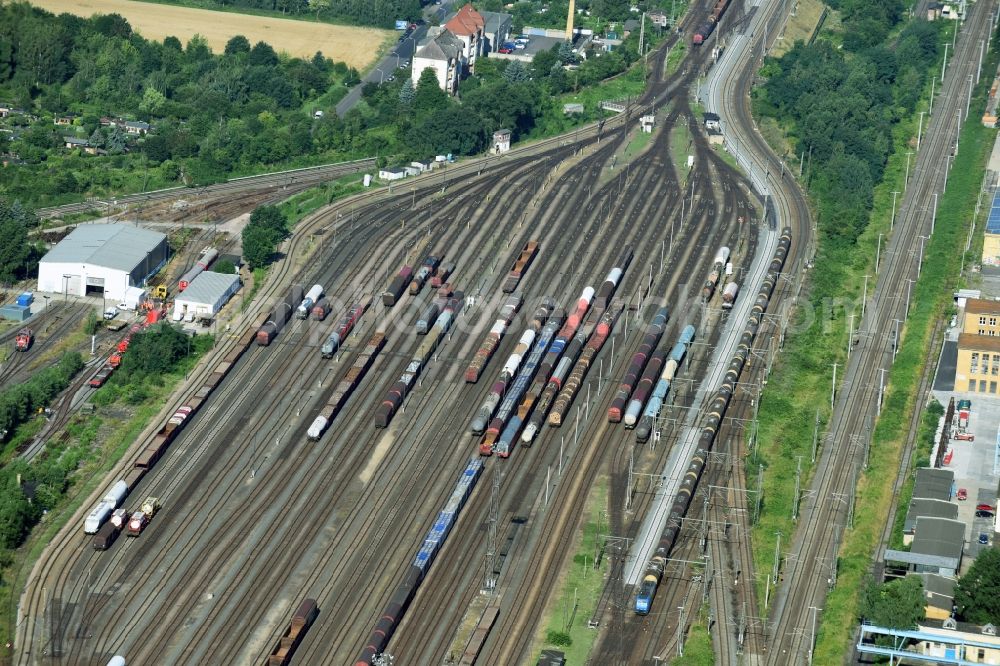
[62,274,70,301]
[376,67,386,83]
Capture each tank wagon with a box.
[608,307,669,422]
[623,350,666,428]
[296,284,324,319]
[721,282,740,309]
[635,228,790,615]
[635,325,696,442]
[702,246,730,300]
[410,255,441,295]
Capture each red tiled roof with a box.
[445,3,485,35]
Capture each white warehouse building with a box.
[172,271,240,322]
[37,224,169,302]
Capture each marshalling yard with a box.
[10,0,990,661]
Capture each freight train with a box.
[692,0,732,45]
[382,266,414,307]
[375,295,463,428]
[503,241,539,293]
[623,350,666,428]
[309,331,386,440]
[464,294,526,383]
[548,305,622,426]
[410,255,441,295]
[635,325,696,443]
[257,285,304,345]
[635,228,791,615]
[322,301,369,358]
[297,284,324,319]
[178,248,219,291]
[702,246,730,300]
[469,328,536,435]
[608,307,669,422]
[354,458,484,666]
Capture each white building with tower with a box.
[37,224,168,302]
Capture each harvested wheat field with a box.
[28,0,391,68]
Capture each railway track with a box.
[14,6,810,664]
[765,3,997,663]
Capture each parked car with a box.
[979,533,989,545]
[103,307,119,320]
[976,510,995,518]
[957,488,968,500]
[954,431,975,441]
[976,504,995,513]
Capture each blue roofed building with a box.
[983,188,1000,272]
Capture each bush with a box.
[546,630,572,647]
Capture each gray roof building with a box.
[904,498,959,533]
[37,224,169,302]
[480,10,513,50]
[173,270,240,320]
[919,572,957,612]
[914,468,954,502]
[910,516,965,575]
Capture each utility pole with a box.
[904,152,914,192]
[812,410,820,463]
[831,362,838,409]
[891,191,900,231]
[876,233,883,273]
[917,235,928,278]
[793,456,802,520]
[862,274,870,319]
[808,606,823,665]
[942,42,950,83]
[917,111,926,150]
[932,193,938,235]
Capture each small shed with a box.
[172,271,240,322]
[703,112,721,131]
[493,129,511,154]
[379,167,408,181]
[0,305,30,322]
[563,103,585,115]
[640,114,655,133]
[411,160,434,172]
[707,127,724,145]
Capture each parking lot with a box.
[930,386,999,571]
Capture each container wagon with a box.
[311,298,332,321]
[430,262,455,289]
[92,521,121,551]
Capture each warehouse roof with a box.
[174,271,239,305]
[913,467,954,502]
[41,224,166,273]
[911,516,965,561]
[987,189,1000,234]
[919,573,957,610]
[904,498,958,533]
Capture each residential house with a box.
[63,136,90,150]
[480,10,513,53]
[0,104,24,119]
[704,112,721,131]
[444,3,486,72]
[917,618,1000,663]
[648,9,669,27]
[124,121,150,135]
[54,113,78,126]
[623,18,640,36]
[412,28,466,95]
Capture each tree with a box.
[242,205,288,268]
[106,125,127,154]
[412,67,448,115]
[224,35,251,56]
[859,575,925,629]
[956,548,1000,624]
[398,78,415,106]
[0,199,33,283]
[249,41,279,68]
[88,128,105,149]
[212,259,237,274]
[503,60,530,83]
